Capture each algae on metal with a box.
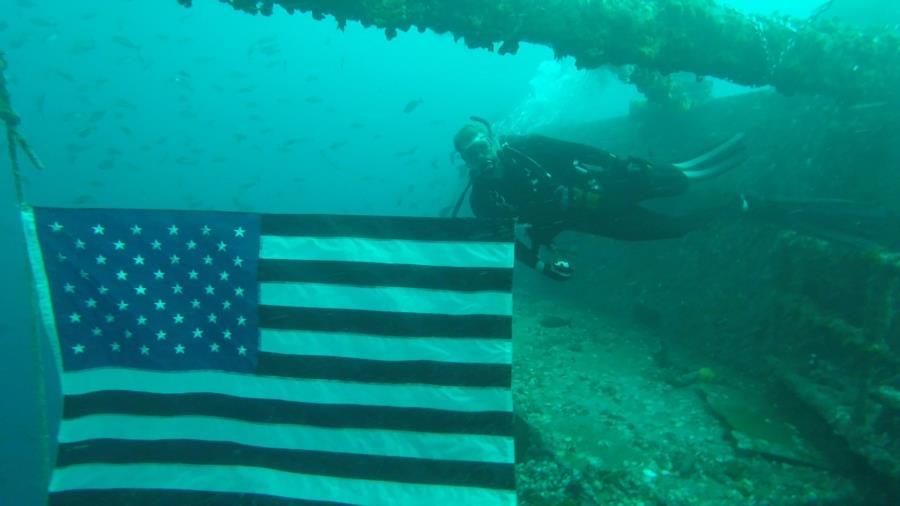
[177,0,900,104]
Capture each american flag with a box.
[22,206,516,506]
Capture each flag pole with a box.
[1,49,52,494]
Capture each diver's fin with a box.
[682,150,748,180]
[673,132,747,180]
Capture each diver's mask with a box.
[459,133,501,179]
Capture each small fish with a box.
[29,17,57,28]
[394,146,418,157]
[88,110,106,123]
[0,21,8,32]
[328,140,348,150]
[305,96,323,104]
[112,35,141,52]
[98,159,114,170]
[113,99,137,110]
[75,125,94,138]
[35,93,46,117]
[56,70,76,83]
[403,99,424,114]
[69,39,95,55]
[538,316,572,328]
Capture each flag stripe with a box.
[259,282,511,316]
[56,439,516,489]
[258,259,513,292]
[260,235,514,268]
[259,329,512,364]
[258,306,511,338]
[61,369,513,412]
[260,214,513,242]
[49,464,516,506]
[63,392,513,435]
[257,352,511,387]
[50,490,348,506]
[58,415,514,463]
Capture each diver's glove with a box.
[537,258,574,281]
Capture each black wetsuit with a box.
[468,134,704,272]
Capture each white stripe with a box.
[50,463,516,506]
[59,415,514,463]
[20,206,65,374]
[260,329,512,364]
[61,368,512,412]
[260,282,512,316]
[260,235,514,268]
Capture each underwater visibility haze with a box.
[2,0,900,504]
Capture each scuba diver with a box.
[451,117,747,280]
[451,117,900,281]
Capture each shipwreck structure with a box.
[178,0,900,104]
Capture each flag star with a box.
[105,314,115,323]
[190,299,201,309]
[237,345,247,356]
[204,285,215,295]
[140,345,149,355]
[50,221,64,232]
[222,300,232,310]
[208,313,218,323]
[64,283,75,293]
[192,328,203,338]
[234,287,244,297]
[96,254,107,265]
[222,329,232,340]
[98,285,109,295]
[172,283,183,294]
[131,225,142,235]
[57,252,67,262]
[74,239,86,249]
[201,225,211,235]
[113,240,125,250]
[72,343,85,354]
[133,255,145,265]
[151,240,162,250]
[85,298,97,308]
[136,315,148,325]
[156,330,167,341]
[237,315,247,326]
[188,270,198,280]
[173,313,185,324]
[111,342,121,351]
[92,224,105,235]
[234,227,245,238]
[168,225,179,235]
[210,343,220,352]
[186,240,197,250]
[117,300,129,311]
[219,271,229,281]
[125,329,133,338]
[134,285,147,295]
[154,299,166,310]
[91,327,102,336]
[153,270,165,280]
[217,241,227,252]
[80,270,89,279]
[116,270,128,280]
[69,312,81,323]
[170,254,181,265]
[203,255,213,265]
[233,256,244,267]
[175,344,186,354]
